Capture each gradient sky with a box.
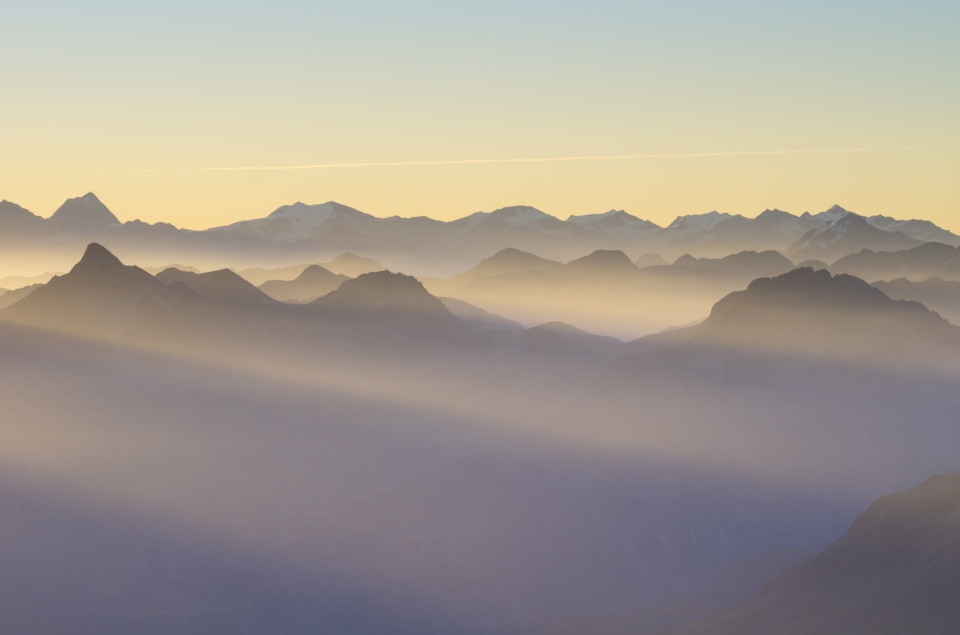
[3,0,958,230]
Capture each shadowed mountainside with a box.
[662,473,960,635]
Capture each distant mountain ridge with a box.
[3,193,957,276]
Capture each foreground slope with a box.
[665,473,960,635]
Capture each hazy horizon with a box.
[4,1,958,230]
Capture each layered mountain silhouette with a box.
[639,267,960,369]
[4,193,958,278]
[313,270,455,320]
[257,265,348,303]
[874,276,960,325]
[1,243,191,338]
[831,241,960,281]
[565,249,638,276]
[2,239,960,634]
[155,267,275,305]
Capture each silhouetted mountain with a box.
[666,250,794,278]
[664,473,960,635]
[1,243,190,338]
[321,252,384,277]
[313,270,455,320]
[677,267,959,365]
[0,283,42,310]
[4,194,958,278]
[874,276,960,325]
[466,247,563,278]
[788,212,919,262]
[867,214,960,245]
[831,242,960,281]
[156,267,275,305]
[0,200,45,238]
[565,249,638,276]
[49,192,121,229]
[208,201,375,242]
[258,265,349,303]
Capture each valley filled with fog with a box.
[1,195,959,633]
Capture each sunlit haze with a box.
[2,2,960,633]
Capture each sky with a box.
[2,0,958,230]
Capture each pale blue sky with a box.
[2,1,958,227]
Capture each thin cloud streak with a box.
[124,146,947,174]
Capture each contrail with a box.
[123,146,944,173]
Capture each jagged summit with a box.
[49,193,120,228]
[72,242,125,273]
[667,210,734,232]
[789,210,919,261]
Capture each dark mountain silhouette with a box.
[663,473,960,635]
[258,265,349,303]
[313,270,455,320]
[156,267,275,305]
[1,243,190,338]
[666,267,960,367]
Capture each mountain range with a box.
[2,193,957,278]
[2,222,960,633]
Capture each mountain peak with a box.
[72,242,125,273]
[50,193,120,227]
[267,200,362,219]
[566,249,638,274]
[314,270,452,317]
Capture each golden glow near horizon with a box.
[2,1,958,231]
